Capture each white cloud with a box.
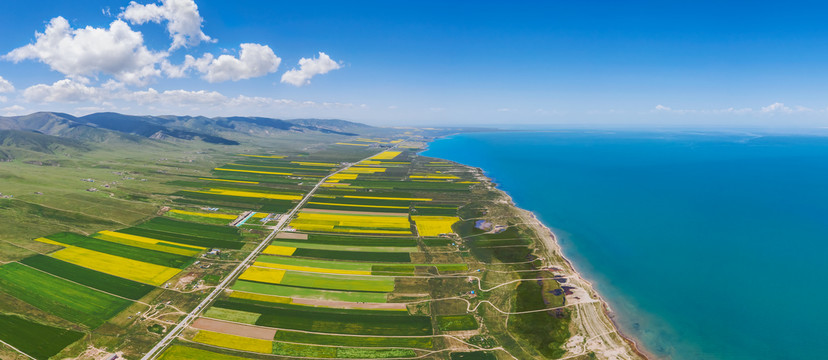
[5,17,164,85]
[496,108,511,112]
[23,78,102,103]
[281,52,341,86]
[180,43,281,83]
[654,104,671,111]
[126,88,227,105]
[121,0,214,50]
[761,102,792,113]
[2,105,26,116]
[0,76,13,93]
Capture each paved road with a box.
[140,149,394,360]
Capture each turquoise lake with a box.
[423,131,828,359]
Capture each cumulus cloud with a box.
[126,88,227,105]
[654,104,671,111]
[121,0,214,50]
[5,17,164,85]
[760,102,791,113]
[0,76,13,93]
[23,78,102,103]
[281,52,341,86]
[172,43,281,82]
[2,105,26,116]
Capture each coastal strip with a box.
[434,154,649,360]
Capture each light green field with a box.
[202,307,261,324]
[280,271,396,293]
[160,345,247,360]
[269,240,418,253]
[0,262,132,328]
[257,255,374,271]
[232,281,388,303]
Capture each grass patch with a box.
[437,314,479,331]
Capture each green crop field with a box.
[118,227,245,249]
[256,255,373,271]
[0,263,132,328]
[44,232,194,269]
[136,217,241,239]
[0,314,85,360]
[232,281,388,303]
[437,314,479,331]
[19,255,154,300]
[214,299,432,336]
[269,239,417,253]
[304,234,419,247]
[280,271,396,293]
[202,307,261,325]
[274,330,433,349]
[159,345,247,360]
[292,248,412,262]
[450,351,498,360]
[164,211,233,225]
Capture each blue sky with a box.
[1,0,827,127]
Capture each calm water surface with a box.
[423,131,828,360]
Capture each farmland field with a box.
[0,262,132,328]
[279,270,396,292]
[118,227,245,249]
[42,232,194,268]
[19,255,154,300]
[159,346,247,360]
[214,300,433,335]
[49,245,182,286]
[273,330,433,349]
[231,281,389,303]
[192,330,272,353]
[0,314,84,360]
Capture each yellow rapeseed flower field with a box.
[412,216,460,237]
[237,154,286,159]
[239,267,286,284]
[342,167,386,174]
[198,178,259,184]
[335,142,370,146]
[343,195,432,201]
[370,151,402,160]
[329,173,358,180]
[262,245,297,256]
[307,201,409,209]
[50,246,181,286]
[409,174,460,179]
[168,209,237,220]
[193,330,273,353]
[253,262,371,275]
[229,291,292,304]
[193,189,302,200]
[290,161,337,167]
[213,168,292,176]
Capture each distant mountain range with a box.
[0,112,376,147]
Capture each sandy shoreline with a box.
[488,175,650,360]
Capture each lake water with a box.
[423,131,828,359]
